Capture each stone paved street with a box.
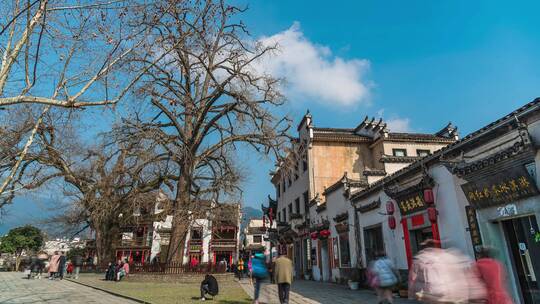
[0,272,138,304]
[239,279,418,304]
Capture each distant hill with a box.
[241,206,263,229]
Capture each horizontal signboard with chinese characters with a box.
[397,192,427,216]
[461,166,539,209]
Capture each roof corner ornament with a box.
[514,115,534,147]
[435,122,459,140]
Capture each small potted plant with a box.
[348,268,360,290]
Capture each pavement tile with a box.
[0,272,138,304]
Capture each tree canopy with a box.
[0,225,43,255]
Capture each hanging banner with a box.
[461,166,538,209]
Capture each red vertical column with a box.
[401,218,413,269]
[431,222,441,247]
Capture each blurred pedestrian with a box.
[251,252,269,304]
[476,247,512,304]
[66,261,74,277]
[105,262,116,281]
[237,257,245,279]
[48,251,60,280]
[274,251,293,304]
[368,251,399,304]
[409,239,487,303]
[191,256,199,269]
[72,254,83,279]
[58,252,66,279]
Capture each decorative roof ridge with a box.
[452,140,532,177]
[313,127,356,133]
[363,169,387,176]
[351,97,540,203]
[380,155,422,163]
[386,132,456,143]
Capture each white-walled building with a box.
[345,98,540,304]
[43,238,85,255]
[243,219,275,256]
[274,113,456,281]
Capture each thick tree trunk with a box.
[167,173,192,263]
[95,222,117,266]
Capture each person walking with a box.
[409,239,486,304]
[72,254,83,279]
[368,251,399,304]
[273,251,293,304]
[36,252,48,279]
[48,251,60,279]
[66,261,74,278]
[58,252,67,279]
[237,257,244,279]
[251,252,269,304]
[476,247,512,304]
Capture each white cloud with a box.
[256,22,371,107]
[386,117,412,132]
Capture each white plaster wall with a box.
[324,189,357,281]
[355,191,408,270]
[384,162,410,175]
[429,165,475,256]
[150,215,173,260]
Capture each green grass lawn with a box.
[71,274,252,304]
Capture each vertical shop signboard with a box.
[465,206,483,259]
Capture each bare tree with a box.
[14,116,169,263]
[120,0,291,262]
[0,0,181,201]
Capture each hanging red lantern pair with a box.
[310,231,318,240]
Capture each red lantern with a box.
[424,188,434,205]
[388,216,397,230]
[310,231,319,240]
[319,229,331,238]
[427,206,437,223]
[386,201,395,215]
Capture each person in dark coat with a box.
[58,252,67,279]
[200,274,219,301]
[105,262,116,281]
[72,255,83,279]
[29,255,39,279]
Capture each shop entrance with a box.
[502,215,540,304]
[410,227,433,256]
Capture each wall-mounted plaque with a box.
[461,166,538,209]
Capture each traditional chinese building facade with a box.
[348,98,540,304]
[243,219,275,257]
[271,112,456,280]
[114,192,241,268]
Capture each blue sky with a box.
[2,0,540,234]
[237,0,540,210]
